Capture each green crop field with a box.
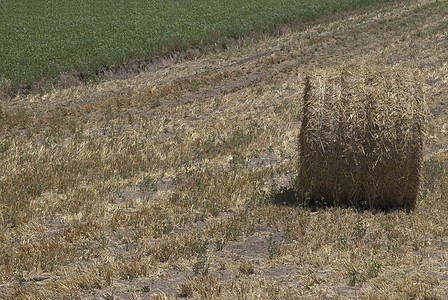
[0,0,396,91]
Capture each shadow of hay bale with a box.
[270,186,411,213]
[298,64,427,210]
[270,186,363,211]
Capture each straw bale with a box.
[298,64,427,209]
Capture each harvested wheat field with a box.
[1,0,448,298]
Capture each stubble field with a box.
[1,0,448,298]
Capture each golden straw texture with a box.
[298,64,427,209]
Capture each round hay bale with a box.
[298,64,427,209]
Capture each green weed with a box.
[267,234,281,259]
[365,256,382,278]
[138,175,157,192]
[214,239,226,251]
[193,234,210,275]
[348,269,365,286]
[352,220,367,241]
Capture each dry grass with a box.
[0,78,11,100]
[1,0,448,298]
[299,64,427,209]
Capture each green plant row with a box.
[0,0,398,89]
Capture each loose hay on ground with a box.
[298,64,427,209]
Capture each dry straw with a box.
[298,64,427,209]
[0,77,11,100]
